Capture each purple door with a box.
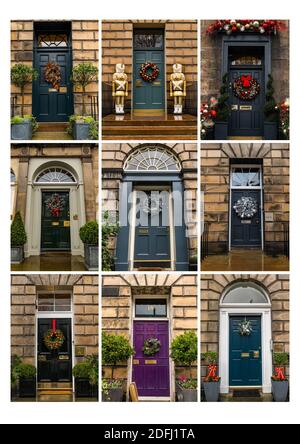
[132,321,170,397]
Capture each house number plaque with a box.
[64,221,70,227]
[145,360,157,365]
[60,87,67,93]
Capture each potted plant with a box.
[214,74,229,140]
[102,332,135,402]
[73,355,98,399]
[271,352,289,402]
[14,363,36,398]
[11,211,27,264]
[264,74,279,140]
[170,331,198,402]
[79,220,99,271]
[202,352,221,402]
[70,63,98,140]
[11,355,22,400]
[11,63,38,140]
[102,211,119,271]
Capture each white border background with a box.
[0,0,298,425]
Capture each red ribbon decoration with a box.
[52,319,57,332]
[275,367,286,380]
[241,75,252,88]
[207,365,217,379]
[51,207,60,217]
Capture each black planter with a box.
[75,378,98,399]
[102,388,124,402]
[11,121,32,140]
[11,385,19,401]
[84,244,99,271]
[272,380,289,402]
[73,122,91,140]
[264,121,278,140]
[214,122,228,140]
[19,377,36,398]
[11,246,24,264]
[203,381,220,402]
[202,126,214,140]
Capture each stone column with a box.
[16,156,29,220]
[82,158,96,221]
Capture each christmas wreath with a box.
[44,61,61,90]
[45,193,65,217]
[233,196,258,219]
[139,62,159,83]
[44,329,65,351]
[238,318,253,337]
[142,338,161,356]
[233,75,260,101]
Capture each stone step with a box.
[33,132,72,140]
[103,119,196,127]
[103,134,197,141]
[37,123,69,132]
[38,393,73,402]
[102,126,197,136]
[38,382,72,389]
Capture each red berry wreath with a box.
[139,62,159,83]
[233,75,260,101]
[44,329,65,351]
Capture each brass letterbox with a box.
[240,105,252,111]
[241,352,250,358]
[145,360,157,365]
[52,222,59,226]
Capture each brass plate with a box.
[138,229,149,234]
[48,88,57,92]
[231,104,238,111]
[136,80,142,87]
[153,81,161,86]
[38,355,47,362]
[64,220,70,227]
[145,360,157,365]
[240,105,252,111]
[73,214,79,221]
[59,355,70,361]
[133,359,139,365]
[52,222,59,226]
[253,351,260,359]
[60,87,67,93]
[241,353,250,358]
[241,220,251,224]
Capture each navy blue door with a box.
[134,190,171,268]
[229,315,262,386]
[231,190,261,247]
[229,68,264,137]
[33,49,72,122]
[133,29,165,112]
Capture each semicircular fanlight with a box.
[124,147,181,172]
[35,167,76,184]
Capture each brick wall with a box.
[201,274,290,380]
[102,20,197,115]
[201,143,289,254]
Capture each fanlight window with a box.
[11,169,16,183]
[124,147,181,172]
[222,283,269,305]
[231,56,262,66]
[35,167,76,184]
[231,167,261,187]
[134,30,164,49]
[38,33,68,47]
[37,294,72,312]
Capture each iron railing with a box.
[201,222,210,262]
[89,95,99,121]
[11,96,17,117]
[283,221,289,259]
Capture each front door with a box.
[33,31,72,122]
[41,191,71,251]
[231,189,262,248]
[229,56,264,137]
[229,315,262,386]
[134,190,171,269]
[38,318,72,382]
[132,321,170,397]
[133,29,165,113]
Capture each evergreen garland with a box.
[264,74,279,123]
[216,73,230,122]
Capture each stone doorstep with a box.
[221,390,273,403]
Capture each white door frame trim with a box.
[219,306,273,394]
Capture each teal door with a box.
[41,191,71,251]
[134,190,171,269]
[133,29,165,112]
[229,315,262,386]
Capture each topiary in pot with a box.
[102,211,119,272]
[11,211,27,264]
[171,331,198,402]
[272,352,289,402]
[102,332,135,402]
[73,354,99,399]
[202,352,221,402]
[79,220,99,271]
[264,75,279,140]
[14,363,37,398]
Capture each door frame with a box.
[229,163,264,251]
[128,185,176,270]
[129,294,172,401]
[131,27,167,115]
[219,305,272,394]
[36,291,74,387]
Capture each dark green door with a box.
[33,33,72,122]
[134,190,171,268]
[133,29,165,112]
[229,315,262,386]
[41,191,71,251]
[38,318,72,382]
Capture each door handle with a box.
[253,351,260,359]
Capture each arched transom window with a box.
[35,167,76,184]
[124,147,181,172]
[221,282,269,305]
[11,169,16,183]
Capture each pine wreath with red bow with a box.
[45,193,65,217]
[233,74,260,101]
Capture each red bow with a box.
[275,367,286,380]
[207,365,217,378]
[241,75,252,88]
[52,208,60,217]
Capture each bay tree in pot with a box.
[271,352,289,402]
[11,211,27,264]
[79,220,99,271]
[264,75,279,140]
[202,352,221,402]
[14,363,37,398]
[214,73,230,140]
[70,63,98,140]
[170,331,198,402]
[102,332,135,402]
[102,211,119,271]
[73,354,98,399]
[11,64,38,140]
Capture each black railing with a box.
[11,96,17,117]
[89,95,99,121]
[201,222,210,262]
[283,221,289,259]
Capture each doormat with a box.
[232,390,261,398]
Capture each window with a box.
[231,166,261,188]
[124,147,181,172]
[37,294,72,312]
[38,33,68,47]
[231,56,262,66]
[135,299,167,317]
[35,167,76,184]
[134,30,164,50]
[11,169,16,183]
[222,283,269,305]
